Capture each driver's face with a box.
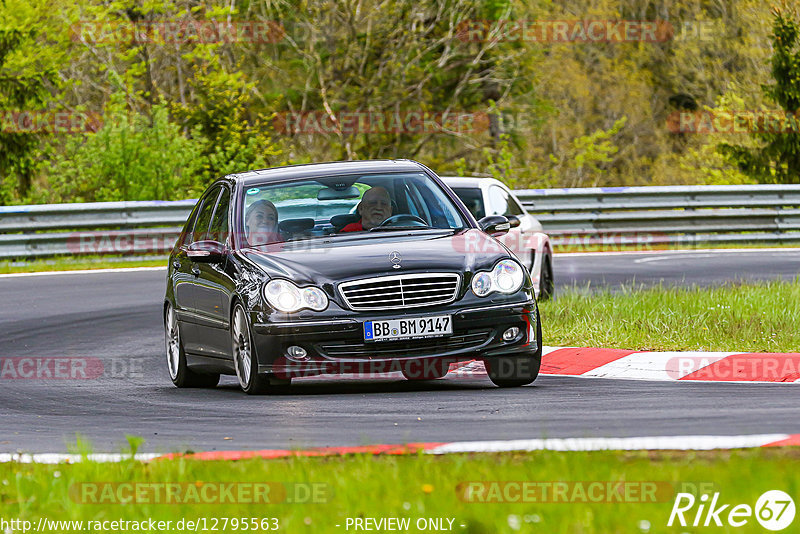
[358,188,392,229]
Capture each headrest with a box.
[330,213,360,230]
[278,218,315,235]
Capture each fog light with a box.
[502,327,520,342]
[287,345,308,360]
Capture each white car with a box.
[442,177,554,300]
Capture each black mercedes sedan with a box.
[164,160,541,394]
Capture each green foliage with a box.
[45,94,206,202]
[171,53,284,180]
[0,0,795,203]
[481,135,516,187]
[540,117,627,188]
[719,5,800,184]
[0,0,59,202]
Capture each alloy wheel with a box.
[165,304,180,380]
[232,305,252,389]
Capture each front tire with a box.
[485,309,543,387]
[537,253,554,301]
[165,302,220,388]
[231,303,275,395]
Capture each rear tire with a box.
[485,308,543,387]
[165,303,220,388]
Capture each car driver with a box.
[340,186,392,232]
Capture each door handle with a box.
[172,260,181,269]
[191,265,201,276]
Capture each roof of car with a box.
[440,176,505,188]
[231,160,428,185]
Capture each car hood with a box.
[240,229,513,286]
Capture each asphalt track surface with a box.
[1,249,799,453]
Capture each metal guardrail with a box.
[0,201,195,259]
[3,184,800,260]
[515,184,800,246]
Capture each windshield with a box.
[239,172,468,246]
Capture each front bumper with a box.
[252,300,539,377]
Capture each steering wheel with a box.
[375,214,428,228]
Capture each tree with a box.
[45,93,207,202]
[719,5,800,184]
[0,26,55,201]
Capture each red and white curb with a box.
[3,433,799,464]
[539,346,800,383]
[450,346,800,383]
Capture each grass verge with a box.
[539,279,800,352]
[0,256,166,274]
[1,448,797,533]
[553,243,800,253]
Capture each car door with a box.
[172,201,202,323]
[486,184,532,267]
[180,186,220,354]
[193,186,237,359]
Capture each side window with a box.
[452,188,485,219]
[191,187,221,243]
[507,194,524,216]
[179,201,202,247]
[209,187,230,244]
[487,185,522,216]
[403,188,421,218]
[403,180,430,222]
[487,186,508,216]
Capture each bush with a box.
[44,94,207,203]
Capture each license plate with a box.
[364,315,452,342]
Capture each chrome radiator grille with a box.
[339,273,460,311]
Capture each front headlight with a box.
[471,259,525,297]
[264,279,328,312]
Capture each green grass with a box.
[0,256,167,274]
[554,242,800,253]
[540,279,800,352]
[1,448,797,533]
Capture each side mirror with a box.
[187,240,226,263]
[505,215,521,229]
[478,215,511,236]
